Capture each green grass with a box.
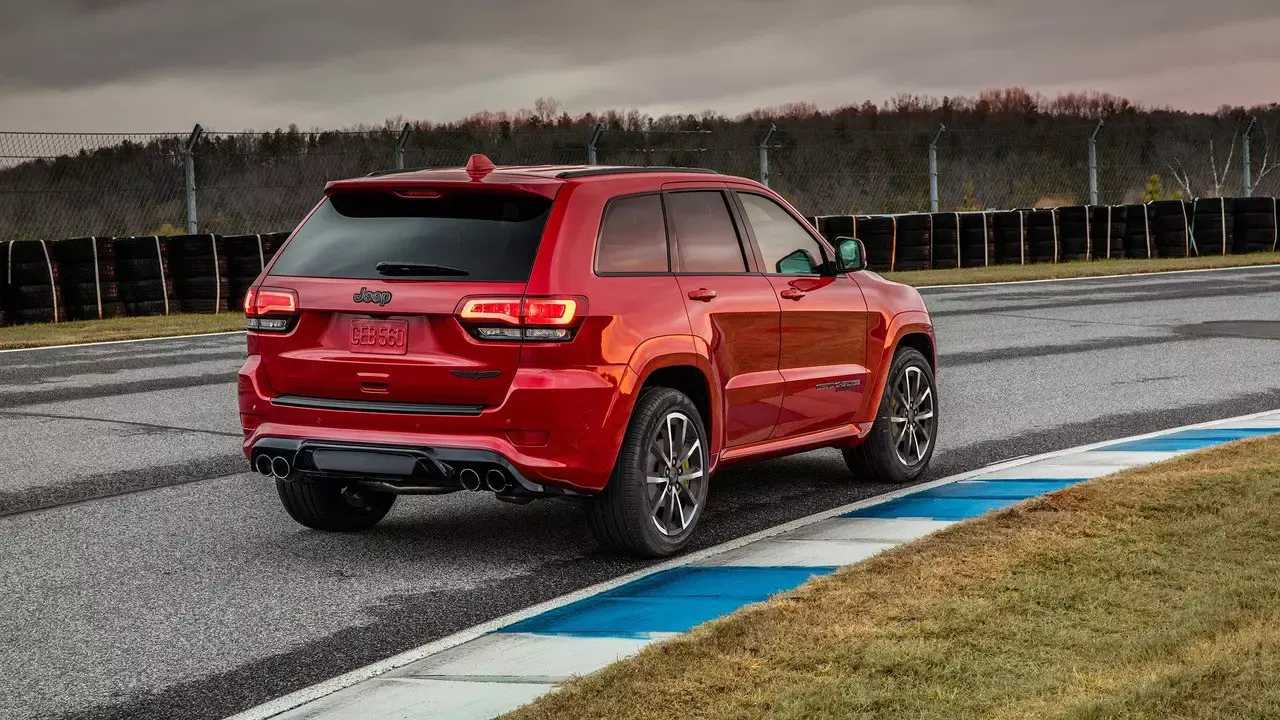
[505,435,1280,720]
[0,313,244,350]
[885,252,1280,286]
[3,253,1280,349]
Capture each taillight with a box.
[244,287,300,332]
[457,296,585,342]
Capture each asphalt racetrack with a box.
[4,266,1280,720]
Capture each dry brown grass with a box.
[0,313,244,350]
[505,437,1280,720]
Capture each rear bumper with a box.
[238,355,635,493]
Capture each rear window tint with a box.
[269,191,553,281]
[596,194,669,273]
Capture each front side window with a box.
[666,191,747,273]
[595,194,669,274]
[738,192,827,275]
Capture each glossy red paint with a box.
[239,163,936,492]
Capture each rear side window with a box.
[270,191,553,281]
[595,194,669,274]
[666,191,747,273]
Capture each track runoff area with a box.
[4,265,1280,720]
[230,410,1280,719]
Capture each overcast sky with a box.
[2,0,1278,132]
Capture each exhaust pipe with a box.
[485,468,508,492]
[270,456,291,479]
[255,455,273,476]
[459,468,481,491]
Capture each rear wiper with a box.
[375,261,469,277]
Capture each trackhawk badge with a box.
[353,287,392,306]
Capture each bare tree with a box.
[1169,132,1237,198]
[1252,121,1280,188]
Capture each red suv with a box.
[238,156,937,557]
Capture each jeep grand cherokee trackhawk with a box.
[238,155,938,557]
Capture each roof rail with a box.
[555,166,720,179]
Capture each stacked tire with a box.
[1090,205,1127,259]
[991,211,1026,265]
[1024,209,1058,264]
[893,214,931,271]
[50,237,125,321]
[1191,198,1233,256]
[854,216,896,272]
[1123,204,1154,258]
[958,213,990,268]
[261,231,290,263]
[114,236,176,316]
[164,235,229,314]
[930,213,960,269]
[1149,200,1192,258]
[1057,206,1091,262]
[1233,197,1277,254]
[5,240,62,324]
[223,235,268,313]
[0,240,8,327]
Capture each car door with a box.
[732,190,871,439]
[666,188,783,448]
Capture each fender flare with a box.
[861,310,936,422]
[619,334,723,460]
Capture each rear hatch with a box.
[253,185,555,410]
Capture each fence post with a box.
[394,122,411,170]
[759,124,777,186]
[1242,116,1257,198]
[1089,118,1104,206]
[929,124,946,213]
[587,123,604,165]
[184,124,203,235]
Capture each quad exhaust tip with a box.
[270,456,291,479]
[459,468,481,491]
[485,468,507,492]
[255,455,272,476]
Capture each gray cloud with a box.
[1,0,1278,131]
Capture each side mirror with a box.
[834,236,867,273]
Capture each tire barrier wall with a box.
[809,197,1280,275]
[0,232,288,326]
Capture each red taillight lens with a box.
[523,298,578,326]
[456,296,585,342]
[244,287,299,332]
[459,299,523,325]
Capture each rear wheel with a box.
[844,347,937,483]
[276,478,396,532]
[587,387,710,557]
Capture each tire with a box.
[844,347,937,484]
[587,387,710,557]
[275,477,396,532]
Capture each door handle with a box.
[687,288,718,302]
[780,288,807,301]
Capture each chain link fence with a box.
[3,120,1277,241]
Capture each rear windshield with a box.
[269,190,553,281]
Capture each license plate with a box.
[349,319,408,355]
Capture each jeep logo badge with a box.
[353,287,392,306]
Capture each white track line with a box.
[915,262,1280,291]
[0,330,245,354]
[225,407,1280,720]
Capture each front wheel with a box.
[276,478,397,532]
[844,347,937,483]
[587,387,710,558]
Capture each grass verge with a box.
[506,435,1280,720]
[3,253,1279,349]
[885,251,1280,286]
[0,313,244,350]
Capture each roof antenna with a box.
[466,154,495,181]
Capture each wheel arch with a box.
[624,335,721,463]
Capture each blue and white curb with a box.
[229,409,1280,720]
